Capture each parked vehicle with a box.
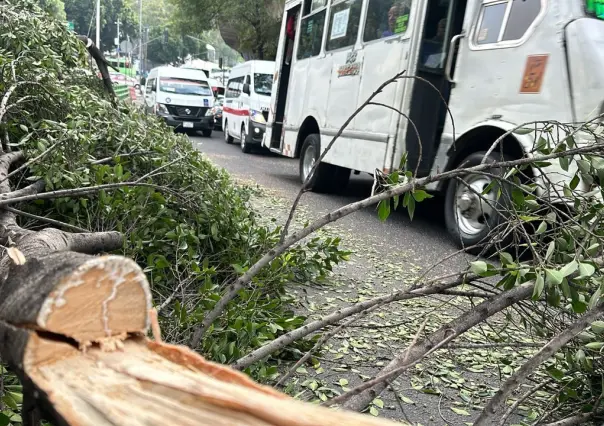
[223,60,275,153]
[143,66,215,137]
[264,0,603,249]
[209,98,224,130]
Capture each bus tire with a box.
[224,121,234,144]
[444,151,513,254]
[299,134,350,193]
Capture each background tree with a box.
[35,0,65,20]
[172,0,284,60]
[64,0,137,51]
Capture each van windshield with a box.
[254,73,273,96]
[159,77,213,96]
[586,0,604,19]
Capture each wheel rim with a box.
[302,144,316,181]
[454,174,497,237]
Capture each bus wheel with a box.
[444,151,512,254]
[299,134,350,193]
[224,122,233,144]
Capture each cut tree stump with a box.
[0,253,395,426]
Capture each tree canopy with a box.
[63,0,137,51]
[172,0,284,60]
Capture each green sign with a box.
[586,0,604,18]
[66,21,75,32]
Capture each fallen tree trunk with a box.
[1,253,396,426]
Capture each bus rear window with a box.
[159,78,213,96]
[586,0,604,19]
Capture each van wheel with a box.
[224,122,233,144]
[202,129,212,137]
[444,151,513,254]
[241,125,252,153]
[299,134,350,193]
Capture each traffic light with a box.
[163,28,168,43]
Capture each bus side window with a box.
[476,0,542,46]
[325,0,363,51]
[297,8,327,60]
[364,0,412,43]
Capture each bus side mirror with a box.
[242,83,251,95]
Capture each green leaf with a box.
[373,398,384,409]
[339,378,349,387]
[545,241,555,261]
[585,342,604,350]
[407,196,416,220]
[0,413,9,426]
[546,366,565,381]
[369,406,379,416]
[590,287,603,310]
[400,395,414,404]
[572,300,588,314]
[513,127,534,135]
[532,274,545,300]
[545,269,564,286]
[560,261,578,277]
[577,159,591,174]
[559,156,570,172]
[500,252,514,266]
[470,261,488,275]
[377,200,391,222]
[570,174,580,190]
[578,263,596,279]
[412,190,432,202]
[592,321,604,334]
[19,124,28,132]
[536,221,547,235]
[451,407,470,416]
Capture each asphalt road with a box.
[190,130,471,274]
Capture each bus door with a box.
[403,0,467,177]
[269,4,302,151]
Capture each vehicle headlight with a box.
[156,104,170,114]
[250,109,266,124]
[205,108,214,117]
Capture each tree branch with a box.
[475,303,604,425]
[231,273,471,369]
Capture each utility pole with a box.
[139,0,143,77]
[95,0,101,48]
[116,18,121,69]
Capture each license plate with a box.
[183,122,194,129]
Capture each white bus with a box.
[263,0,604,248]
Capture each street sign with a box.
[66,21,74,32]
[120,40,134,54]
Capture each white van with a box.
[144,66,215,136]
[223,61,276,153]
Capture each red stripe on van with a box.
[223,107,250,117]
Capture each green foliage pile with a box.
[0,2,348,417]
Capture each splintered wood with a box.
[18,255,395,425]
[26,337,395,426]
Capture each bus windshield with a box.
[159,77,213,96]
[586,0,604,19]
[254,73,273,96]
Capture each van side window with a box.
[364,0,411,43]
[226,77,244,98]
[475,0,542,46]
[297,7,327,60]
[326,0,363,51]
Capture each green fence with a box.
[114,85,130,101]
